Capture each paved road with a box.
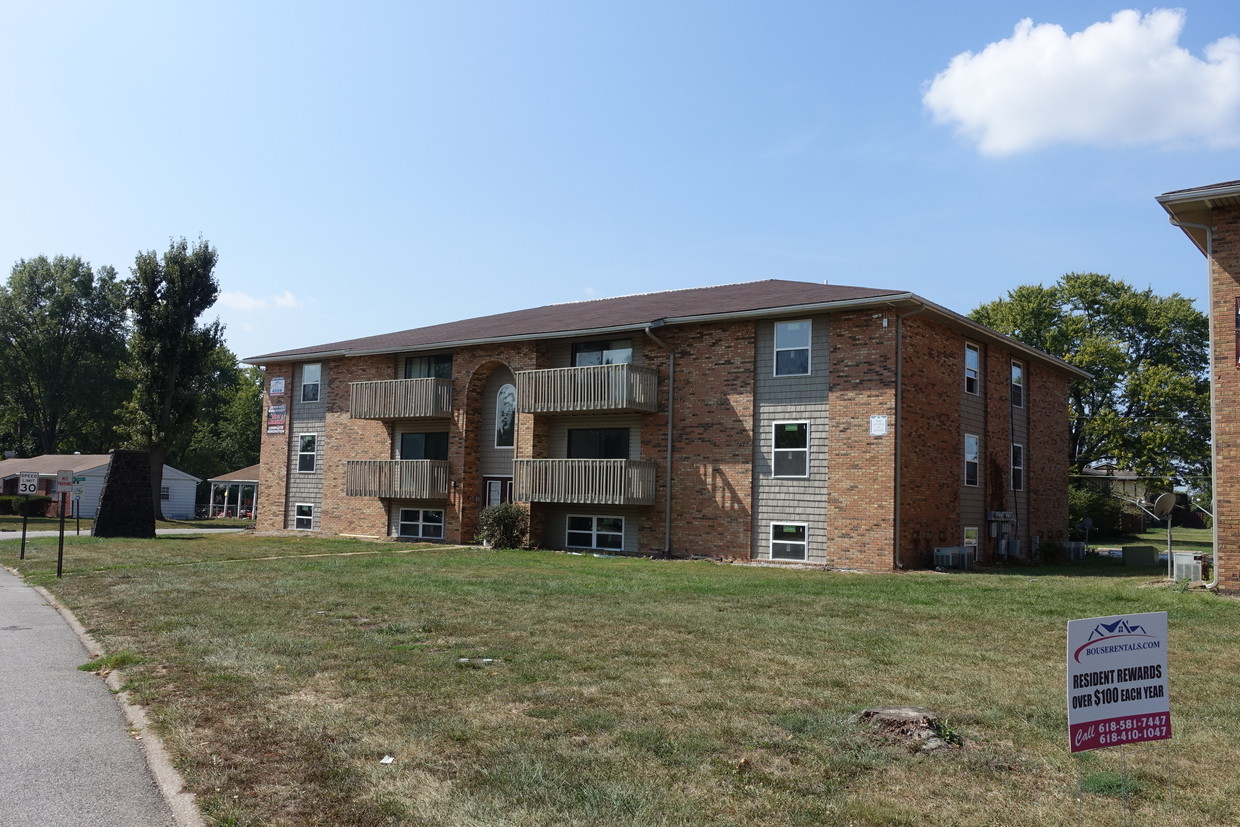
[0,567,182,826]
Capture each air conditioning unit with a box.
[1064,541,1086,561]
[934,546,976,569]
[1173,552,1201,583]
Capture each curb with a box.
[7,568,205,827]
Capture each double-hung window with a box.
[302,363,321,402]
[771,523,808,560]
[964,434,979,487]
[566,515,624,550]
[399,508,444,539]
[772,422,809,477]
[964,344,980,394]
[1011,361,1024,408]
[1012,444,1024,491]
[295,503,314,530]
[297,434,317,473]
[774,321,811,376]
[405,354,452,379]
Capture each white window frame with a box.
[1012,443,1025,491]
[1010,360,1024,408]
[965,344,980,395]
[964,433,979,487]
[294,503,313,530]
[398,508,444,540]
[963,527,979,547]
[301,363,321,403]
[770,522,808,561]
[772,421,809,478]
[774,320,811,377]
[495,383,516,449]
[160,485,170,501]
[297,433,317,473]
[566,514,624,550]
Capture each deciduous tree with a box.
[971,272,1209,482]
[119,237,224,519]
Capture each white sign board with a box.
[56,469,74,493]
[18,471,38,496]
[1066,611,1171,753]
[869,415,888,436]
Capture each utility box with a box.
[1122,545,1159,567]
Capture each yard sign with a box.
[1066,611,1170,753]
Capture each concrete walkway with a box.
[0,566,198,826]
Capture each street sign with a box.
[1067,611,1171,753]
[72,475,86,483]
[56,469,74,493]
[18,471,38,496]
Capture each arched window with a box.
[495,383,516,448]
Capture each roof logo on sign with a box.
[1074,617,1157,663]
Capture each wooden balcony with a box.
[345,460,449,499]
[350,378,452,419]
[513,459,656,506]
[516,364,658,414]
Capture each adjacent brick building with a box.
[246,280,1084,571]
[1157,181,1240,591]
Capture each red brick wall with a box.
[1210,207,1240,592]
[320,355,393,536]
[257,362,292,532]
[637,322,755,559]
[897,315,961,567]
[1027,363,1071,547]
[828,311,897,571]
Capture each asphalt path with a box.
[0,566,182,826]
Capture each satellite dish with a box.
[1153,492,1177,520]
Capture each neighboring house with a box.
[1158,180,1240,591]
[245,279,1087,572]
[1075,465,1151,502]
[0,453,200,519]
[206,464,260,518]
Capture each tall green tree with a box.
[971,272,1209,481]
[119,237,224,518]
[171,358,262,482]
[0,256,129,454]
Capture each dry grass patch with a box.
[9,536,1240,825]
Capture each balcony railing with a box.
[345,460,450,499]
[516,364,658,414]
[513,459,656,506]
[350,378,452,419]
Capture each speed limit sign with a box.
[18,471,38,496]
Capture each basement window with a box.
[567,515,624,550]
[294,503,313,531]
[771,523,808,560]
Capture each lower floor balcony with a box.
[345,460,449,499]
[513,458,656,506]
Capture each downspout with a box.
[1169,218,1218,589]
[893,303,927,569]
[645,323,675,558]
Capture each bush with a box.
[1068,484,1125,539]
[1,495,53,517]
[475,503,529,549]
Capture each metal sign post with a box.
[17,471,37,560]
[55,469,72,578]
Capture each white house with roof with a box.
[0,454,200,519]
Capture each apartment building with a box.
[1158,180,1240,591]
[247,280,1085,571]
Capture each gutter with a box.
[644,323,675,558]
[1167,217,1219,590]
[893,302,927,569]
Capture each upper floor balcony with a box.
[513,458,657,506]
[345,460,450,499]
[516,363,658,415]
[350,378,453,420]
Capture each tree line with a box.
[0,238,261,517]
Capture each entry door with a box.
[484,477,513,507]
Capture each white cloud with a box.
[218,290,302,311]
[922,9,1240,155]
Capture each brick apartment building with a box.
[247,280,1085,571]
[1158,180,1240,591]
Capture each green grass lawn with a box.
[8,535,1240,826]
[1110,525,1214,554]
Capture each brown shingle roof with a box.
[207,464,261,484]
[0,454,112,477]
[247,279,907,362]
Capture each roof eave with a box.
[1155,183,1240,256]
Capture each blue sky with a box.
[3,2,1239,361]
